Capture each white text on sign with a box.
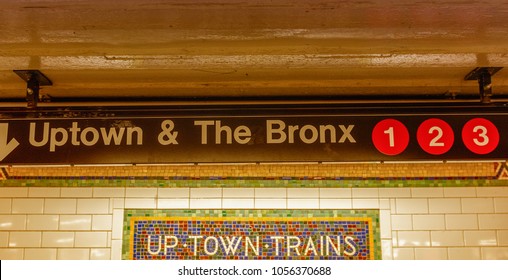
[29,122,144,152]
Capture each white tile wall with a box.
[44,199,76,214]
[429,198,461,213]
[254,199,286,209]
[24,248,57,260]
[392,248,414,260]
[498,230,508,245]
[319,199,352,209]
[91,248,111,260]
[431,231,464,246]
[0,248,23,259]
[0,188,28,197]
[9,232,42,247]
[0,215,26,230]
[125,188,157,198]
[379,199,390,209]
[0,199,11,214]
[379,188,411,198]
[28,188,60,197]
[0,232,8,247]
[381,239,393,260]
[11,199,44,214]
[61,188,93,198]
[494,198,508,213]
[189,198,221,208]
[288,188,319,198]
[476,187,508,197]
[478,214,508,229]
[92,215,113,231]
[287,199,319,209]
[397,231,431,247]
[125,198,156,209]
[392,234,398,247]
[57,248,90,260]
[222,188,254,198]
[42,232,75,247]
[380,210,392,239]
[391,215,413,230]
[26,215,60,230]
[352,188,379,198]
[107,232,112,247]
[111,209,124,240]
[445,214,478,230]
[396,199,428,214]
[75,232,108,247]
[414,248,447,260]
[389,199,396,213]
[392,234,399,247]
[111,198,125,209]
[448,247,481,260]
[411,188,443,198]
[444,187,476,198]
[191,188,222,198]
[352,199,379,209]
[222,199,254,209]
[157,199,189,209]
[255,188,286,198]
[77,199,110,214]
[462,198,494,213]
[2,185,508,260]
[319,188,351,198]
[59,215,92,230]
[412,215,445,230]
[464,231,497,246]
[157,188,189,198]
[481,247,508,259]
[111,240,122,260]
[93,187,125,198]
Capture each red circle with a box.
[462,118,499,155]
[372,119,409,156]
[417,118,454,155]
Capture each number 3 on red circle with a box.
[461,118,499,155]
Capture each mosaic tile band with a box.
[123,210,380,260]
[2,162,508,188]
[2,162,502,179]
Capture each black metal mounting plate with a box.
[13,70,53,86]
[464,67,503,80]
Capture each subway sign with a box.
[1,105,508,164]
[124,209,380,260]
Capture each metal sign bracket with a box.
[13,70,53,109]
[464,67,503,103]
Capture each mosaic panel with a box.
[122,209,380,260]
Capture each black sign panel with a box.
[1,106,508,164]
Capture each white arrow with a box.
[0,123,20,161]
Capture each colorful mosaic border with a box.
[1,162,508,188]
[2,178,508,188]
[122,209,381,260]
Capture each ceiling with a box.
[1,0,508,103]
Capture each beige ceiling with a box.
[1,0,508,102]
